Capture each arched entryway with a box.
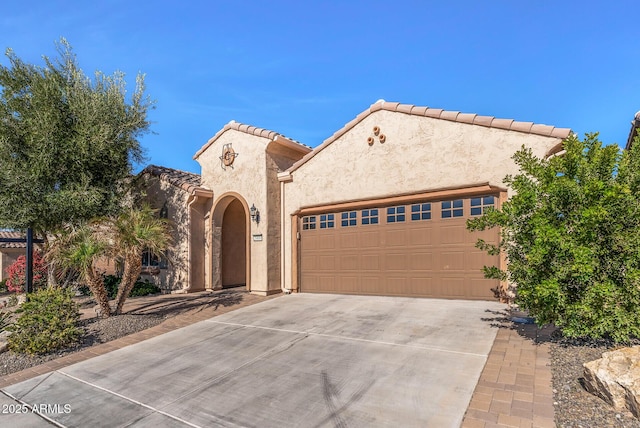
[221,199,246,287]
[211,193,251,291]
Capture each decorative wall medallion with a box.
[367,126,386,145]
[220,143,239,170]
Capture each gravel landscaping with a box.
[550,333,640,428]
[0,313,165,377]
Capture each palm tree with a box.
[46,223,112,317]
[110,204,171,315]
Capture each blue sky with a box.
[2,1,638,174]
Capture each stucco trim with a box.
[194,120,311,160]
[286,100,572,174]
[545,141,566,158]
[293,183,506,216]
[290,213,299,293]
[277,171,293,182]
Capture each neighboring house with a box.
[1,231,115,284]
[147,100,571,300]
[0,231,27,282]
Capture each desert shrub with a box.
[5,251,47,293]
[103,274,121,299]
[79,275,160,300]
[76,284,90,296]
[129,279,161,297]
[7,287,81,355]
[468,134,640,342]
[6,294,18,307]
[0,312,13,333]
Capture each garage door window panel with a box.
[387,206,406,223]
[470,196,495,216]
[441,200,463,218]
[361,209,379,225]
[411,203,431,221]
[320,214,335,229]
[302,216,317,230]
[341,211,357,227]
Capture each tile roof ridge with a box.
[144,164,200,177]
[194,121,311,160]
[0,230,30,249]
[141,164,206,194]
[375,101,572,139]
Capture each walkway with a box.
[462,318,556,428]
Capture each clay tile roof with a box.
[457,113,477,124]
[473,115,494,127]
[287,100,572,174]
[424,108,443,118]
[0,231,26,249]
[141,165,205,194]
[194,120,311,160]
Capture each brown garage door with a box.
[299,195,500,300]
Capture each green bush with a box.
[468,134,640,342]
[7,287,81,355]
[129,279,161,297]
[104,274,121,299]
[79,275,161,300]
[0,279,7,293]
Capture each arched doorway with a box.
[211,193,251,291]
[221,198,246,287]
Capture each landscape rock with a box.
[0,330,9,354]
[583,345,640,419]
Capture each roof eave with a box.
[625,115,640,151]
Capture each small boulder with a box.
[0,330,9,354]
[583,346,640,418]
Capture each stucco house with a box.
[142,100,571,300]
[0,231,27,282]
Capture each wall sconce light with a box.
[250,204,260,223]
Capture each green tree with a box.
[0,38,153,237]
[109,204,171,315]
[467,133,640,342]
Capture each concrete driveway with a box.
[1,294,504,427]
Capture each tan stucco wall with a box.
[93,257,117,276]
[197,130,280,294]
[0,249,23,282]
[281,109,565,290]
[141,176,193,292]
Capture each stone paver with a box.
[462,318,556,428]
